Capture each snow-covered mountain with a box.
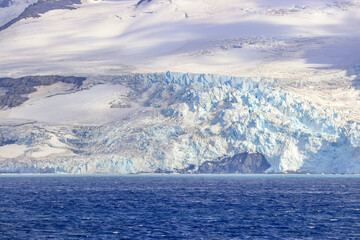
[0,0,359,173]
[0,0,37,26]
[1,0,360,78]
[0,0,81,31]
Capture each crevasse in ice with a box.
[1,72,359,174]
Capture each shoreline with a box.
[1,173,359,178]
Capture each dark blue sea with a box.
[1,175,360,239]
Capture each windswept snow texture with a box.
[0,0,359,78]
[0,0,81,31]
[0,72,359,174]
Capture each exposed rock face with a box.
[0,75,85,108]
[0,0,82,31]
[0,0,11,8]
[136,0,152,7]
[0,139,16,147]
[197,153,271,174]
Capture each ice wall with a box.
[0,72,359,173]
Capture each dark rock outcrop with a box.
[0,0,82,31]
[197,152,270,174]
[136,0,152,7]
[154,168,173,174]
[0,0,12,8]
[0,139,16,147]
[0,75,86,108]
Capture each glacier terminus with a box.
[0,71,359,174]
[0,0,359,174]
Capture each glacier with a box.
[0,0,359,175]
[0,71,359,174]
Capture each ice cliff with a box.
[0,72,359,174]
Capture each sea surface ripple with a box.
[1,175,360,239]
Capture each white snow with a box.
[31,144,70,158]
[0,0,359,78]
[0,0,359,174]
[0,144,28,159]
[0,83,143,124]
[0,0,37,26]
[0,72,359,173]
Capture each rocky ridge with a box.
[197,153,271,174]
[0,75,85,108]
[0,0,81,31]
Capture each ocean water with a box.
[1,175,360,239]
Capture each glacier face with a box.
[0,71,359,174]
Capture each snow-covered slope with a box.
[0,0,82,31]
[0,0,359,78]
[0,0,37,26]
